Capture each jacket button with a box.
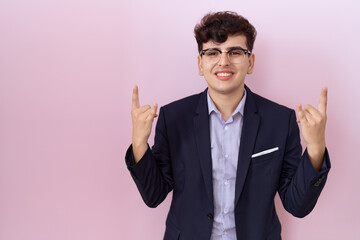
[207,213,213,220]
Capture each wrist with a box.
[307,142,325,156]
[132,141,148,164]
[306,144,326,171]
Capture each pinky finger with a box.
[146,103,158,121]
[297,104,306,123]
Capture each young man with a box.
[126,11,330,240]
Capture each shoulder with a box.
[161,90,205,114]
[157,90,206,129]
[246,88,298,135]
[246,87,295,120]
[254,92,292,112]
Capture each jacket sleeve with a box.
[125,107,174,208]
[277,110,331,218]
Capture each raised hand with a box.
[296,87,328,171]
[131,85,158,163]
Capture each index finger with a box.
[318,87,328,114]
[132,85,140,109]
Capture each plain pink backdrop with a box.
[1,0,359,239]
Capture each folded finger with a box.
[303,104,322,121]
[302,108,315,125]
[138,104,151,113]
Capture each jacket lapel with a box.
[193,90,213,205]
[235,85,260,206]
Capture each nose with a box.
[217,52,230,66]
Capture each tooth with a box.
[217,73,231,76]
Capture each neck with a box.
[208,86,245,121]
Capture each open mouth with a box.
[215,71,233,80]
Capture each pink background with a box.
[1,0,359,239]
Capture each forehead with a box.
[203,35,247,49]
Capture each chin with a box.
[211,87,236,95]
[212,83,243,93]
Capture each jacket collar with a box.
[235,85,260,205]
[194,89,213,205]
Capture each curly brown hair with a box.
[194,11,257,53]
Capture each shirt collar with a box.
[207,89,247,117]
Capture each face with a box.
[197,35,255,97]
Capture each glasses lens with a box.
[228,49,245,63]
[203,50,220,64]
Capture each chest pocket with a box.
[251,149,280,165]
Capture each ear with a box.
[198,55,204,76]
[247,53,255,74]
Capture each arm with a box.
[278,111,330,218]
[278,88,331,217]
[131,85,158,163]
[297,87,328,171]
[125,86,173,208]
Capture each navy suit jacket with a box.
[125,85,330,240]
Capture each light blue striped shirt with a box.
[207,89,247,240]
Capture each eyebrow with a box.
[204,46,248,51]
[226,46,246,50]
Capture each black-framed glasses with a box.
[199,47,251,64]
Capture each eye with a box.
[205,50,219,57]
[229,50,244,56]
